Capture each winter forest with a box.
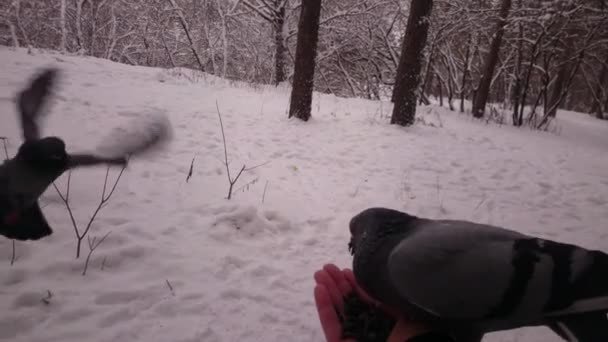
[2,0,607,126]
[1,1,608,342]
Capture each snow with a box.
[1,46,608,342]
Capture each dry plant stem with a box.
[166,279,175,296]
[10,240,16,266]
[53,165,126,258]
[186,156,195,182]
[41,290,52,305]
[262,180,269,204]
[82,231,111,276]
[235,177,259,193]
[216,101,269,200]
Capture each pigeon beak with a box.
[348,237,355,255]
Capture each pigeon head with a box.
[16,136,69,173]
[348,207,418,256]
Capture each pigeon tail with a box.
[0,202,53,240]
[545,251,608,342]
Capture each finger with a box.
[314,285,343,342]
[314,270,344,310]
[324,264,353,296]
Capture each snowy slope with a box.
[1,47,607,342]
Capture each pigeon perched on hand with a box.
[0,68,170,241]
[348,207,608,342]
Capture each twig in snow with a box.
[436,175,446,214]
[165,279,175,296]
[260,101,264,117]
[186,155,196,183]
[473,197,486,213]
[10,240,16,266]
[236,177,259,193]
[53,164,126,259]
[101,256,107,271]
[216,100,268,200]
[41,290,53,305]
[244,161,271,172]
[82,231,111,276]
[262,181,269,204]
[350,179,368,198]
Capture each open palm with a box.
[313,263,430,342]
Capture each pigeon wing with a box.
[17,68,59,141]
[386,220,555,323]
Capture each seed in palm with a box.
[339,292,395,342]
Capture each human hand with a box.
[314,264,430,342]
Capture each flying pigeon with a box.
[0,68,170,241]
[348,207,608,342]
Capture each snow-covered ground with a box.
[1,47,607,342]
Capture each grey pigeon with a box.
[349,207,608,342]
[0,68,170,241]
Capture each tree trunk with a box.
[517,34,544,126]
[161,34,176,68]
[511,15,523,125]
[203,14,217,74]
[288,0,322,121]
[14,0,31,48]
[221,13,228,77]
[89,0,99,55]
[590,59,607,119]
[273,1,286,85]
[8,21,19,48]
[75,0,86,53]
[437,71,444,107]
[460,35,473,113]
[168,0,205,72]
[390,0,434,126]
[442,55,455,111]
[424,70,435,100]
[471,0,512,118]
[546,62,570,117]
[417,31,439,104]
[105,4,117,59]
[60,0,67,52]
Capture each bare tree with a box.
[166,0,206,71]
[288,0,322,121]
[5,0,606,123]
[241,0,289,85]
[53,166,126,259]
[471,0,512,118]
[59,0,67,52]
[590,56,608,119]
[390,0,434,126]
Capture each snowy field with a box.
[1,47,607,342]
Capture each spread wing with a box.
[17,68,58,141]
